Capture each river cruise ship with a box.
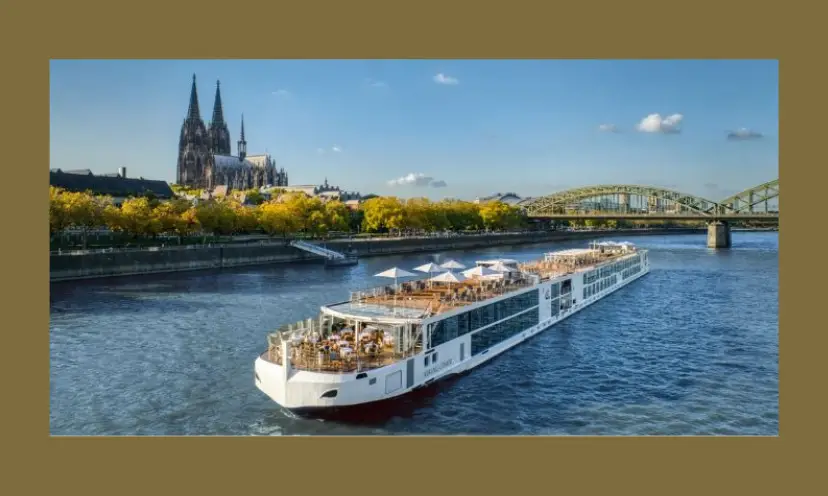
[254,241,650,413]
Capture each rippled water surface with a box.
[50,233,778,435]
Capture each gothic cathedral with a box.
[176,75,288,191]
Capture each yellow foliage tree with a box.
[478,201,525,230]
[324,200,351,233]
[120,197,160,237]
[61,190,111,247]
[224,198,258,234]
[49,186,72,235]
[178,207,202,238]
[258,200,298,238]
[361,196,405,233]
[195,200,235,238]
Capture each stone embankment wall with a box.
[50,228,703,282]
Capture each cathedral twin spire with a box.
[186,74,240,157]
[186,74,201,121]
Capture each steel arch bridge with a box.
[520,179,779,220]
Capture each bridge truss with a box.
[520,180,779,220]
[717,179,779,214]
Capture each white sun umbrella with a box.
[375,267,417,306]
[440,259,466,272]
[490,261,518,273]
[413,262,446,288]
[430,270,466,291]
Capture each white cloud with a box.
[433,73,459,85]
[365,78,387,88]
[272,89,291,97]
[727,128,764,140]
[636,113,683,133]
[598,123,619,133]
[387,173,447,188]
[332,145,342,153]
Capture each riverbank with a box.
[50,228,704,282]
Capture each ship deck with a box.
[326,276,536,320]
[261,342,411,373]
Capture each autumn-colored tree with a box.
[479,201,525,231]
[280,193,324,234]
[258,200,298,238]
[102,204,125,232]
[178,207,202,238]
[224,198,258,234]
[195,200,235,238]
[362,196,405,233]
[424,201,451,231]
[152,201,185,234]
[49,186,72,236]
[440,199,483,231]
[324,200,351,233]
[120,197,160,237]
[62,190,111,247]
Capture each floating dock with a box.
[290,240,359,267]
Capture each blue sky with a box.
[50,59,778,201]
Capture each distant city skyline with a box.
[50,59,778,201]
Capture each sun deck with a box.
[342,277,536,319]
[519,241,638,280]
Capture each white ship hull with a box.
[255,247,650,413]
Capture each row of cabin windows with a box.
[427,290,540,349]
[621,263,641,280]
[583,275,617,299]
[470,308,540,356]
[584,255,641,285]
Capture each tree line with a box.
[49,186,530,247]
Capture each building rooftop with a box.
[49,170,174,199]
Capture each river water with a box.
[50,232,778,436]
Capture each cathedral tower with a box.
[176,74,211,188]
[237,114,247,161]
[208,80,232,155]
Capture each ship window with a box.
[320,389,338,398]
[549,283,560,299]
[356,372,368,380]
[369,378,377,385]
[424,356,430,366]
[471,308,540,356]
[433,352,438,362]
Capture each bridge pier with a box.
[707,221,732,249]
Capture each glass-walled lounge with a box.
[427,289,540,350]
[263,313,424,373]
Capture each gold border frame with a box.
[8,0,807,490]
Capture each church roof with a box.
[213,154,260,169]
[50,170,174,199]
